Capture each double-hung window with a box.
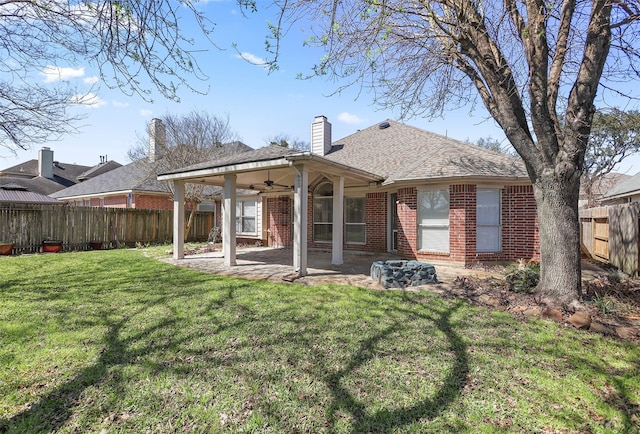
[313,183,366,243]
[345,197,365,243]
[418,189,450,252]
[476,188,501,252]
[236,199,256,235]
[313,183,333,242]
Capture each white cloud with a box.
[70,92,107,108]
[112,100,129,108]
[41,66,85,83]
[140,109,153,117]
[337,112,364,125]
[83,76,99,85]
[235,52,269,68]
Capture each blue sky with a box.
[2,1,639,176]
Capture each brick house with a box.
[51,120,255,225]
[159,116,539,274]
[51,157,182,210]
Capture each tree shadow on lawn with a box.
[232,293,470,432]
[535,333,640,433]
[321,301,469,432]
[1,257,471,433]
[0,264,253,433]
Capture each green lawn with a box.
[1,250,639,433]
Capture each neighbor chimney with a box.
[149,118,166,162]
[311,115,332,156]
[38,147,54,179]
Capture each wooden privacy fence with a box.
[580,203,640,276]
[0,204,215,254]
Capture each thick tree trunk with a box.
[533,172,582,307]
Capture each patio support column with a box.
[223,174,237,267]
[172,180,185,260]
[332,176,344,265]
[292,164,308,276]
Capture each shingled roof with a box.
[53,141,256,199]
[602,171,640,200]
[323,120,528,184]
[0,175,68,196]
[1,159,92,188]
[77,160,123,181]
[0,183,62,204]
[51,159,169,198]
[161,144,298,176]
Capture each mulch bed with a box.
[444,268,640,345]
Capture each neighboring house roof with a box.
[0,175,69,196]
[602,171,640,201]
[52,141,256,200]
[0,184,62,205]
[77,160,123,181]
[579,172,631,205]
[1,159,91,188]
[324,120,528,184]
[51,159,170,198]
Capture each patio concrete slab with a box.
[162,247,504,290]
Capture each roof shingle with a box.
[324,120,527,182]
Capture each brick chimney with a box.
[149,118,166,162]
[311,115,332,156]
[38,147,54,179]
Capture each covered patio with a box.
[157,145,383,277]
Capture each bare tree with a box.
[129,111,242,238]
[582,108,640,207]
[265,133,309,151]
[1,0,215,151]
[474,137,515,156]
[245,0,640,306]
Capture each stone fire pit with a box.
[370,260,438,288]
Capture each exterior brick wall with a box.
[364,192,387,252]
[501,185,539,262]
[134,194,173,210]
[266,196,292,247]
[449,184,476,263]
[396,187,417,258]
[66,193,175,211]
[103,195,128,208]
[264,183,540,266]
[409,184,540,265]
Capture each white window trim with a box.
[313,195,333,243]
[236,198,258,236]
[417,188,450,253]
[345,196,366,244]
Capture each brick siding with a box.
[266,196,292,247]
[102,195,128,208]
[258,183,540,266]
[134,194,173,210]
